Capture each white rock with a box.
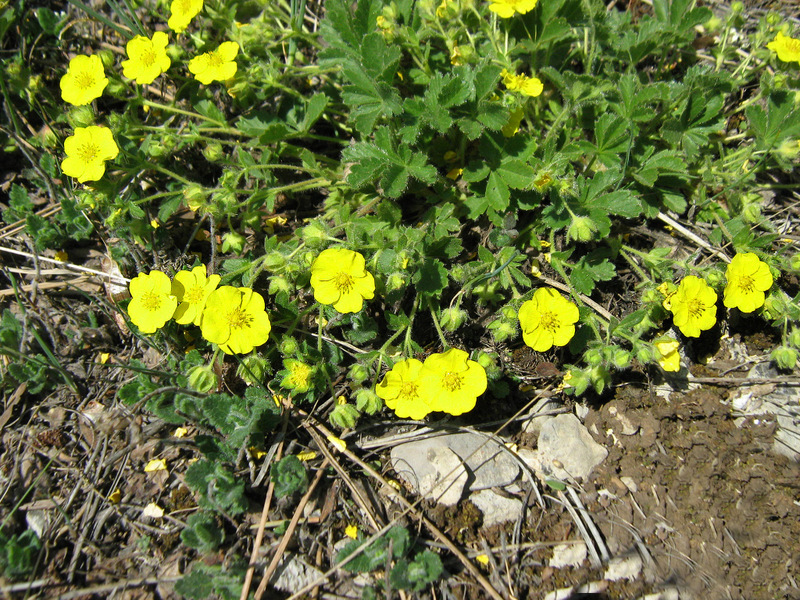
[470,489,524,528]
[391,443,467,506]
[443,433,520,490]
[537,414,608,481]
[604,553,642,581]
[273,555,324,592]
[548,542,587,568]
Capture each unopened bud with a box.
[187,365,218,393]
[355,389,382,414]
[329,403,360,429]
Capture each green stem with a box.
[427,297,448,349]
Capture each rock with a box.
[604,553,642,582]
[390,432,520,506]
[521,398,560,436]
[390,442,467,506]
[443,433,520,490]
[470,489,524,528]
[732,362,800,460]
[548,542,587,568]
[273,554,324,592]
[537,414,608,481]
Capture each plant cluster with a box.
[2,0,800,595]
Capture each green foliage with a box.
[175,563,248,600]
[270,455,308,499]
[180,513,225,553]
[185,460,248,515]
[0,530,41,579]
[390,550,444,592]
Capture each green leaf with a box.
[271,455,308,498]
[413,258,448,296]
[193,100,226,125]
[302,93,328,131]
[175,566,215,599]
[337,525,411,572]
[631,149,687,187]
[746,91,800,151]
[343,127,437,197]
[181,513,224,553]
[185,460,247,515]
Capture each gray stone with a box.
[390,442,467,506]
[604,554,642,582]
[273,555,324,592]
[442,432,520,490]
[470,489,524,528]
[537,414,608,481]
[549,542,587,568]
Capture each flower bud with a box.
[584,348,603,367]
[221,232,246,254]
[791,253,800,272]
[475,350,501,379]
[589,365,611,394]
[183,184,207,211]
[567,216,598,243]
[488,318,516,342]
[563,368,590,395]
[473,281,502,304]
[730,1,744,13]
[386,273,406,291]
[203,142,224,163]
[611,349,631,370]
[789,328,800,349]
[236,354,270,385]
[187,365,218,393]
[268,275,291,295]
[355,388,382,414]
[704,15,723,33]
[440,307,467,332]
[329,402,360,429]
[262,251,287,271]
[279,335,299,356]
[68,106,95,128]
[348,363,370,383]
[771,346,797,370]
[705,269,725,288]
[635,344,656,364]
[301,221,328,247]
[765,12,780,25]
[97,49,115,69]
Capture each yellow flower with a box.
[419,348,487,416]
[200,286,271,354]
[669,275,717,337]
[723,253,773,313]
[168,0,203,33]
[502,107,525,137]
[518,288,580,352]
[61,126,119,183]
[767,31,800,64]
[310,248,376,313]
[501,69,543,97]
[488,0,538,18]
[376,358,432,420]
[345,524,358,539]
[188,41,239,84]
[60,54,108,106]
[128,270,178,334]
[171,266,221,326]
[122,32,171,85]
[654,338,681,372]
[281,359,313,392]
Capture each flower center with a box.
[176,0,193,14]
[540,311,559,333]
[227,307,252,330]
[441,371,463,392]
[76,71,96,90]
[737,274,755,294]
[139,48,157,67]
[185,285,205,304]
[78,142,100,162]
[208,50,225,68]
[687,298,705,319]
[786,38,800,53]
[141,291,162,311]
[334,272,355,294]
[400,381,419,400]
[289,363,312,387]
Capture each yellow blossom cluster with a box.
[127,266,271,355]
[664,253,773,339]
[376,348,488,419]
[58,0,240,183]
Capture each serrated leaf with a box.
[413,258,448,295]
[485,171,510,211]
[496,159,535,189]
